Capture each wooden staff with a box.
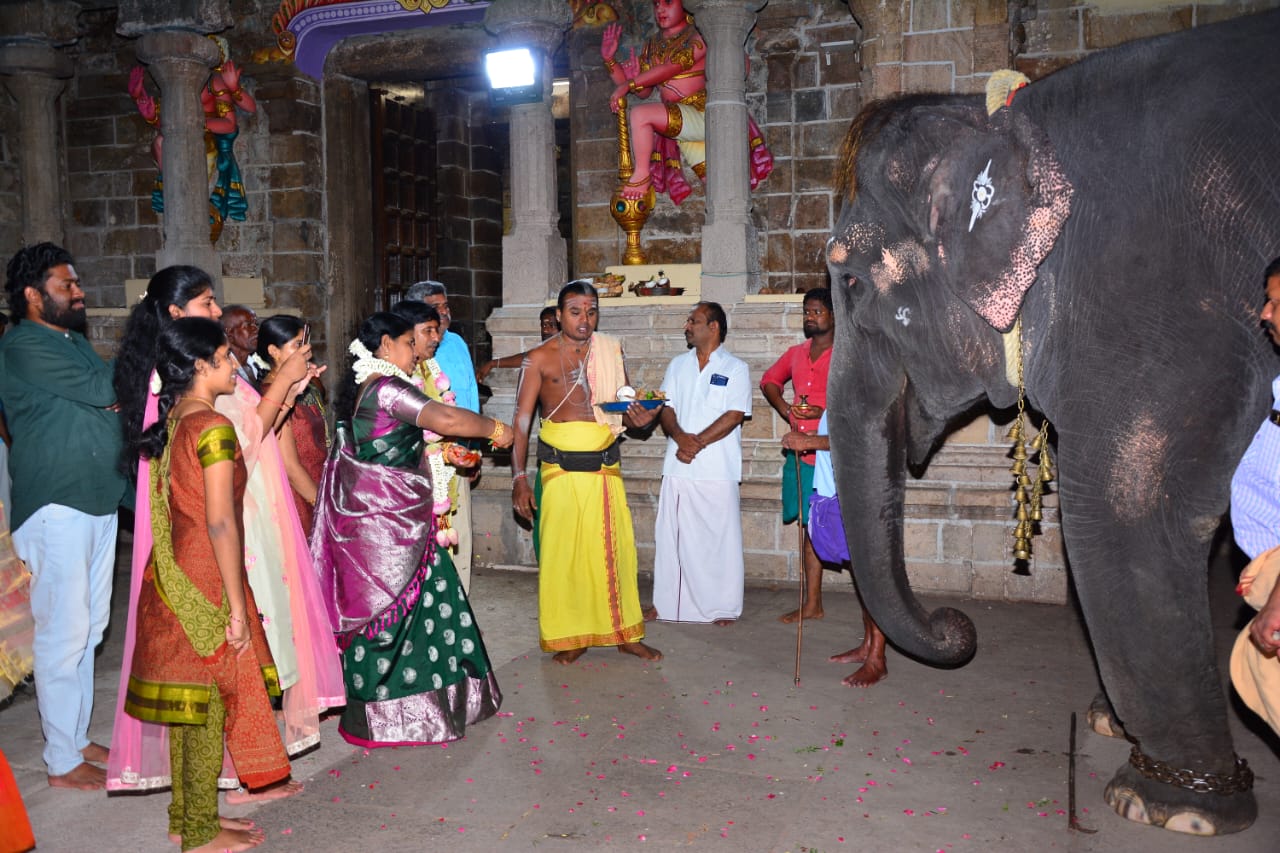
[792,424,807,686]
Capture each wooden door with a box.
[370,90,436,311]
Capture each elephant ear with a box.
[926,109,1073,333]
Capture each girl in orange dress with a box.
[125,318,289,852]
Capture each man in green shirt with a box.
[0,243,126,790]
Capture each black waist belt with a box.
[537,438,621,472]
[1271,410,1280,427]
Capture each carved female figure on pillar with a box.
[603,0,772,204]
[129,36,258,243]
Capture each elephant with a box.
[824,10,1280,837]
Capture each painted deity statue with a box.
[129,36,258,242]
[603,0,772,204]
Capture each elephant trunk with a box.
[829,381,977,666]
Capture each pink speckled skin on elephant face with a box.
[823,11,1280,838]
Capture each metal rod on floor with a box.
[1068,711,1097,833]
[792,444,806,686]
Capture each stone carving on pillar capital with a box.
[0,42,73,80]
[483,0,572,53]
[0,1,82,46]
[568,1,622,29]
[116,0,234,39]
[683,0,769,18]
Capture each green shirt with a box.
[0,321,127,530]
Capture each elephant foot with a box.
[1086,693,1126,738]
[1103,759,1256,836]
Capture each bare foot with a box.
[713,618,736,627]
[642,606,658,622]
[617,641,662,661]
[841,660,887,688]
[185,827,264,853]
[48,762,106,790]
[829,646,869,664]
[620,172,652,201]
[778,607,824,624]
[81,742,110,764]
[224,778,303,804]
[170,817,260,845]
[553,648,588,665]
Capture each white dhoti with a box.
[652,477,744,622]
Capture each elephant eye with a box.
[845,273,859,288]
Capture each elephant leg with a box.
[1086,692,1126,739]
[1056,460,1256,835]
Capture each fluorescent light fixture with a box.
[484,47,542,106]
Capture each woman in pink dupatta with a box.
[107,267,343,794]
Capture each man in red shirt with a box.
[760,287,833,623]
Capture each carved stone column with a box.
[0,1,80,245]
[485,0,571,307]
[133,31,222,282]
[118,2,231,284]
[687,0,766,302]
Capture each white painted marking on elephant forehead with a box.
[969,159,994,232]
[894,306,912,327]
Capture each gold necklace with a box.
[179,396,216,412]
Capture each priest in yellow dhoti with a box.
[511,281,663,664]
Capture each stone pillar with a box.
[485,0,571,307]
[687,0,766,303]
[133,31,222,284]
[0,1,80,246]
[118,2,231,286]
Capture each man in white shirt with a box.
[652,302,751,624]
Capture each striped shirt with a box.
[1231,374,1280,559]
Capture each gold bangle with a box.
[487,420,506,444]
[604,58,617,69]
[628,79,639,93]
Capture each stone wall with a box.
[427,81,506,365]
[478,301,1067,603]
[0,85,21,276]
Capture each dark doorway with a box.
[369,88,437,313]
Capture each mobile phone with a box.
[301,323,311,346]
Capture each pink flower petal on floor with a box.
[281,828,293,835]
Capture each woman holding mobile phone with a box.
[252,316,328,534]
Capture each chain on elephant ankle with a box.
[1128,746,1254,795]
